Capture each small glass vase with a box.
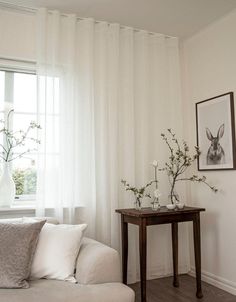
[0,162,15,207]
[134,197,142,211]
[151,197,161,211]
[168,189,179,206]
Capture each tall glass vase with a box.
[0,162,15,207]
[134,197,142,211]
[168,189,179,206]
[151,197,160,211]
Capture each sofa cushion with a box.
[0,279,135,302]
[29,223,87,282]
[0,220,46,289]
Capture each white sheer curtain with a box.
[36,8,189,283]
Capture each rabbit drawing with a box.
[206,124,225,165]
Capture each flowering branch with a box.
[121,179,154,200]
[176,175,217,192]
[160,129,217,204]
[0,110,41,163]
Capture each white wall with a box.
[181,9,236,295]
[0,8,36,60]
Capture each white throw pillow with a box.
[23,220,87,282]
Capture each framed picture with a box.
[196,92,236,171]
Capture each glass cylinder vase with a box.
[151,197,160,211]
[0,162,15,207]
[134,197,142,211]
[168,189,179,206]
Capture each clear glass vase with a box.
[0,162,15,207]
[151,197,161,211]
[134,197,142,210]
[168,189,179,206]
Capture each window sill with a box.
[0,206,35,218]
[0,206,84,219]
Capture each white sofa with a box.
[0,218,135,302]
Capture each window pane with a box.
[12,113,39,155]
[0,71,5,111]
[12,155,37,197]
[0,69,39,202]
[11,113,38,198]
[14,73,37,113]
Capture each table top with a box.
[115,206,205,217]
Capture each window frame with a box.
[0,59,37,207]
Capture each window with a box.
[0,70,38,205]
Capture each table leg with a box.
[171,222,179,287]
[121,214,128,284]
[193,213,203,299]
[139,218,147,302]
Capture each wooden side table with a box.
[116,206,205,302]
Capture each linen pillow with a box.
[28,222,87,282]
[0,220,46,288]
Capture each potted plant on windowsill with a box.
[0,110,41,207]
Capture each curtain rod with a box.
[0,1,177,39]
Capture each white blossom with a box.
[154,189,161,198]
[152,160,158,167]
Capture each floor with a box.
[129,275,236,302]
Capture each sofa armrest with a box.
[76,237,122,284]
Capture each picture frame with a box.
[196,92,236,171]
